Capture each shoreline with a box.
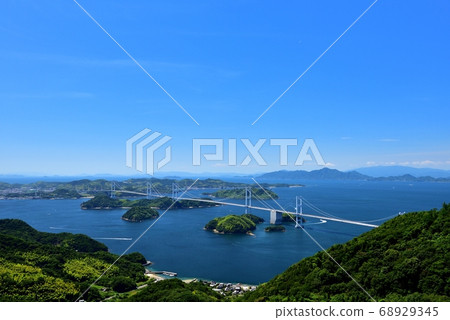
[144,266,259,287]
[205,228,255,236]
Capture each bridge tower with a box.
[146,182,152,199]
[172,183,176,199]
[244,187,252,214]
[110,182,116,199]
[172,183,182,199]
[295,196,303,228]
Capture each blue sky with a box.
[0,0,449,176]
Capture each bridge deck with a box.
[105,190,378,228]
[178,197,378,228]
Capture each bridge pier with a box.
[270,210,283,224]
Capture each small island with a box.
[265,225,286,232]
[204,214,264,235]
[122,207,159,222]
[203,188,278,200]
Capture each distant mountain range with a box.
[2,166,450,184]
[258,168,367,180]
[257,167,450,182]
[353,166,450,178]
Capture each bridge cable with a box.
[302,197,398,224]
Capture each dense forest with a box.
[241,204,450,302]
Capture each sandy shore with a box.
[145,273,165,281]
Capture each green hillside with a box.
[241,204,450,302]
[0,219,147,301]
[0,219,225,302]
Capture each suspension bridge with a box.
[106,182,388,228]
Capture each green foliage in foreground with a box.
[0,219,146,301]
[111,276,136,293]
[122,207,159,222]
[206,188,278,200]
[241,204,450,302]
[125,278,223,302]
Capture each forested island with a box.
[204,214,265,234]
[203,188,278,200]
[122,207,159,222]
[81,195,217,210]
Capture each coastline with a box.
[205,228,255,236]
[144,266,258,294]
[145,266,258,286]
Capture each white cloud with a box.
[411,160,441,166]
